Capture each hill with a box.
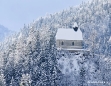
[0,25,13,41]
[0,0,111,86]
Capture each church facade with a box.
[56,40,83,50]
[56,23,83,52]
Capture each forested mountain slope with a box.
[0,0,111,86]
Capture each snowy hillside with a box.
[0,0,111,86]
[0,25,13,41]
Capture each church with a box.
[56,23,83,52]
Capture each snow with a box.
[56,28,83,40]
[73,22,78,28]
[18,33,22,39]
[58,54,80,75]
[57,48,85,52]
[108,36,111,43]
[0,0,111,85]
[65,48,85,51]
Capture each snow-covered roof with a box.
[56,28,83,40]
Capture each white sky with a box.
[0,0,90,32]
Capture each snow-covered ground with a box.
[57,51,81,74]
[57,50,111,86]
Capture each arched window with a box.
[72,42,74,46]
[61,41,64,45]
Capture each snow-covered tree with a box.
[20,74,31,86]
[0,73,6,86]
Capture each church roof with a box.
[56,28,83,40]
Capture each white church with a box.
[56,23,83,52]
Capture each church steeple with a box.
[72,22,78,32]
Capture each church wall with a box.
[56,40,83,49]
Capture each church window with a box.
[72,42,74,46]
[61,41,64,45]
